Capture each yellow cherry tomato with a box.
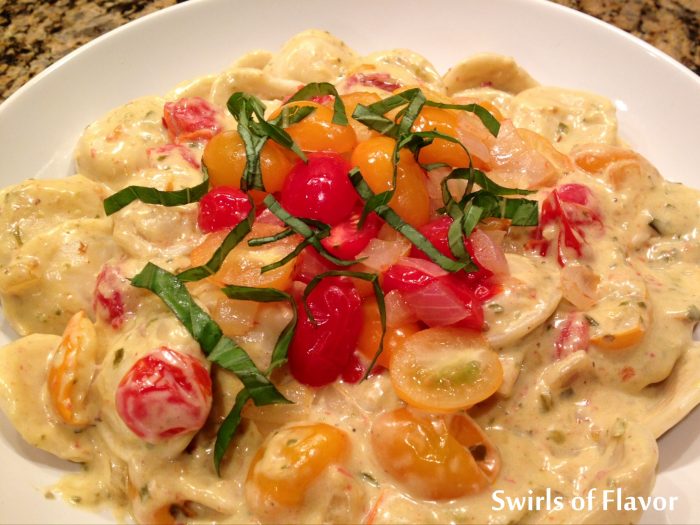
[371,408,500,500]
[246,423,350,511]
[202,130,292,203]
[389,327,503,412]
[357,298,420,369]
[273,101,357,155]
[189,222,299,291]
[351,136,430,228]
[340,91,382,142]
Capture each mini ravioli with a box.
[0,30,699,525]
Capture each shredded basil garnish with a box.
[213,388,250,474]
[103,176,209,215]
[283,82,348,125]
[349,168,473,272]
[130,263,289,404]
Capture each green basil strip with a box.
[130,263,288,405]
[350,169,472,272]
[177,200,255,282]
[103,176,209,216]
[247,227,295,247]
[233,102,266,192]
[424,100,501,137]
[214,388,250,475]
[260,237,313,274]
[277,105,316,128]
[301,270,386,379]
[262,194,358,267]
[352,88,422,138]
[220,284,297,373]
[502,197,540,226]
[252,120,307,163]
[283,82,348,125]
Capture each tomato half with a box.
[389,327,502,412]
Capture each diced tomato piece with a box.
[197,186,252,233]
[163,97,222,143]
[93,265,128,329]
[346,73,402,93]
[554,312,590,359]
[320,212,382,260]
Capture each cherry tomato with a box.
[246,423,349,514]
[162,97,221,143]
[202,130,292,202]
[116,347,212,442]
[357,298,420,369]
[288,277,362,387]
[390,327,502,412]
[340,91,381,142]
[320,212,382,260]
[371,408,500,499]
[280,153,357,226]
[273,101,357,155]
[351,136,430,228]
[197,186,252,233]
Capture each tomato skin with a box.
[280,153,357,226]
[288,277,363,387]
[554,312,590,359]
[534,183,603,265]
[320,212,382,260]
[383,263,439,294]
[116,348,212,443]
[162,97,221,143]
[197,186,252,233]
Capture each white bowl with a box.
[1,0,698,523]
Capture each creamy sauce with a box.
[0,29,699,525]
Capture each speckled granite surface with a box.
[1,0,698,102]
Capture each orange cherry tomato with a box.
[202,130,292,204]
[357,298,420,368]
[246,423,350,511]
[371,408,500,500]
[273,101,357,155]
[47,311,97,426]
[351,136,430,228]
[189,222,300,291]
[389,327,503,412]
[340,91,381,142]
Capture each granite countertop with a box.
[1,0,698,102]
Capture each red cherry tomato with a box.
[116,348,212,442]
[279,153,357,226]
[198,186,252,233]
[288,277,362,387]
[163,97,222,143]
[320,212,382,260]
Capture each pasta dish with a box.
[0,30,699,524]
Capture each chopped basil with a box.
[112,348,124,366]
[130,263,288,404]
[103,175,209,215]
[214,389,250,474]
[283,82,348,125]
